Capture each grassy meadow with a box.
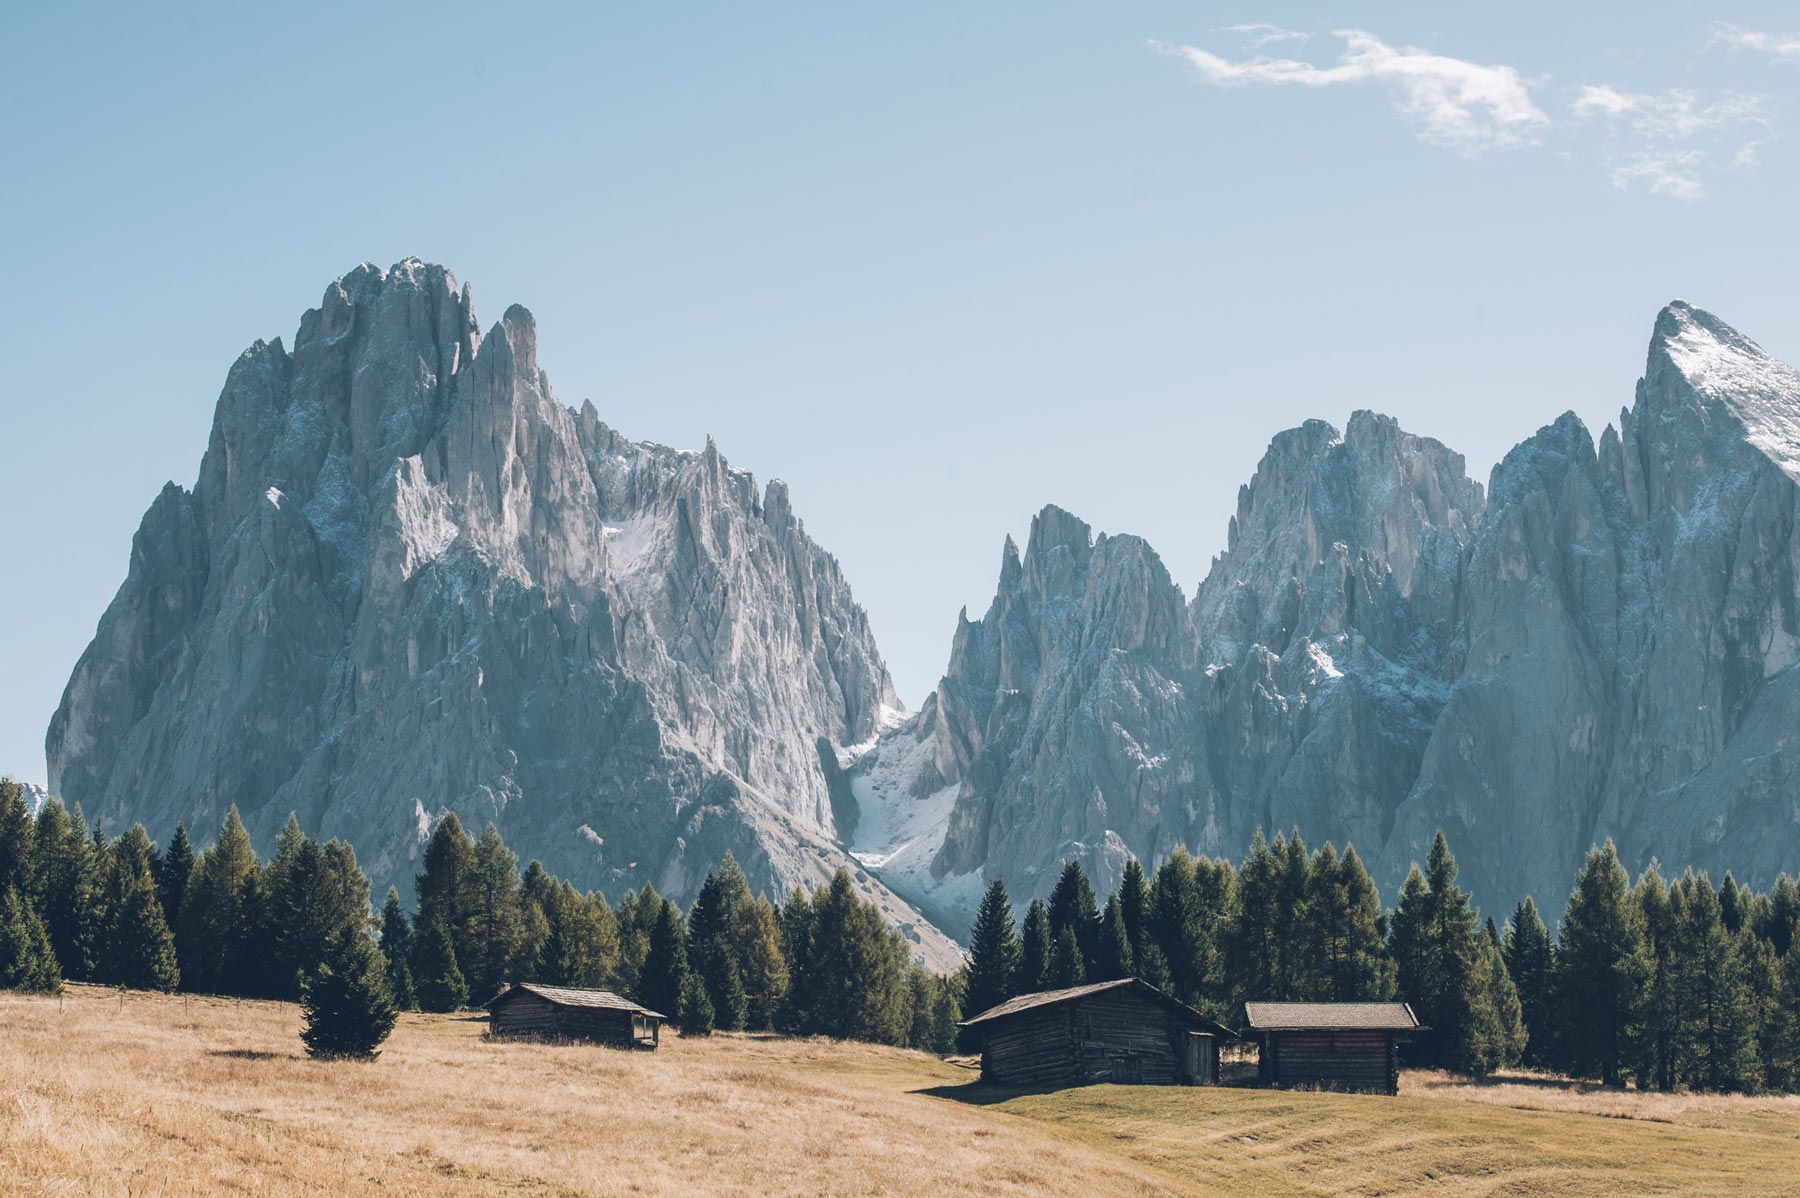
[2,984,1796,1197]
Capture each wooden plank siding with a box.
[1261,1030,1400,1095]
[489,991,656,1048]
[977,987,1220,1089]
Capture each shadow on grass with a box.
[208,1048,296,1062]
[913,1081,1066,1106]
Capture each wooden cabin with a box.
[1243,1001,1422,1095]
[485,983,666,1049]
[958,978,1234,1088]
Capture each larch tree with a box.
[178,807,262,996]
[468,823,525,1004]
[411,917,469,1012]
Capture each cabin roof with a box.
[1243,1001,1421,1031]
[486,982,667,1020]
[958,977,1234,1037]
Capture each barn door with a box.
[1110,1055,1141,1084]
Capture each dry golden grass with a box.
[2,985,1796,1197]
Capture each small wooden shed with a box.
[959,978,1234,1088]
[1244,1001,1422,1095]
[486,983,666,1049]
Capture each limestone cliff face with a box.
[859,304,1800,918]
[46,261,952,962]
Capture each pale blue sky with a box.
[5,3,1800,786]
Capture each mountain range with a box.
[45,262,1800,950]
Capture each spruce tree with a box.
[0,885,60,993]
[0,778,31,898]
[641,897,689,1023]
[1335,845,1395,1001]
[1017,898,1052,996]
[1633,864,1680,1089]
[1272,831,1312,995]
[414,813,479,982]
[1504,897,1555,1068]
[1096,894,1133,981]
[776,887,815,1033]
[378,887,416,1010]
[1671,870,1757,1091]
[964,878,1021,1015]
[613,885,657,999]
[1469,932,1526,1073]
[736,894,790,1030]
[1233,830,1284,1005]
[155,823,195,934]
[679,969,716,1036]
[411,919,468,1012]
[98,825,179,992]
[1554,840,1649,1085]
[178,807,262,995]
[1150,849,1202,1003]
[31,800,99,981]
[806,871,911,1043]
[468,823,524,1004]
[1719,872,1750,936]
[1050,924,1085,988]
[299,930,398,1060]
[687,856,751,1031]
[1764,874,1799,958]
[1047,860,1100,977]
[1118,858,1153,967]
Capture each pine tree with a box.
[964,879,1020,1016]
[1096,893,1133,981]
[1017,898,1052,996]
[1504,896,1555,1068]
[1047,860,1100,977]
[1050,924,1085,988]
[0,778,32,898]
[411,919,468,1012]
[641,897,689,1024]
[299,930,398,1060]
[97,825,179,991]
[678,969,715,1036]
[379,887,416,1010]
[0,885,60,993]
[178,807,262,995]
[468,823,524,1004]
[1554,840,1650,1085]
[155,823,195,934]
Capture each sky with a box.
[5,2,1800,787]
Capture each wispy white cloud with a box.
[1570,85,1771,141]
[1607,152,1707,203]
[1154,29,1548,155]
[1570,85,1772,201]
[1222,23,1310,51]
[1713,23,1800,63]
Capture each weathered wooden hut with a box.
[1243,1001,1421,1095]
[485,983,666,1048]
[958,978,1234,1088]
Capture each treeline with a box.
[6,774,1800,1089]
[960,831,1800,1091]
[0,780,959,1053]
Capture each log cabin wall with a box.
[980,1007,1081,1088]
[1262,1030,1399,1094]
